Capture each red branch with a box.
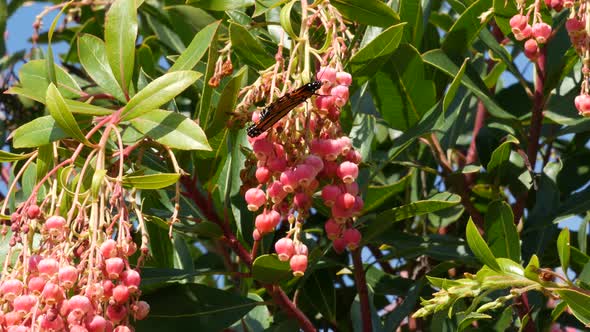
[513,46,547,223]
[180,175,317,331]
[352,248,372,332]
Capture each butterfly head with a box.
[306,80,323,93]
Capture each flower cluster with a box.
[0,184,149,331]
[243,67,363,276]
[562,1,590,115]
[509,13,552,61]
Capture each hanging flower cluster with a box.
[0,131,160,331]
[235,2,362,277]
[509,2,552,61]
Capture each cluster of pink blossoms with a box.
[244,67,363,276]
[509,13,552,61]
[562,2,590,115]
[0,205,148,332]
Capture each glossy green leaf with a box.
[347,23,405,86]
[557,227,571,275]
[78,34,126,102]
[0,150,34,162]
[484,200,520,262]
[252,254,292,283]
[422,49,515,119]
[486,135,519,173]
[122,71,201,120]
[12,116,67,148]
[399,0,423,46]
[331,0,399,28]
[205,65,247,136]
[131,109,211,151]
[5,87,112,116]
[46,83,90,145]
[555,289,590,325]
[279,0,297,39]
[370,45,436,131]
[105,0,137,94]
[443,57,468,114]
[136,283,257,331]
[466,218,501,272]
[458,312,491,332]
[169,20,221,72]
[186,0,254,11]
[442,0,492,57]
[363,171,412,213]
[363,192,461,243]
[19,60,81,100]
[229,23,274,70]
[122,173,180,189]
[46,1,70,85]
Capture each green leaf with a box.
[370,45,436,131]
[301,269,337,322]
[399,0,424,46]
[279,0,297,39]
[466,218,501,272]
[5,87,112,116]
[443,57,468,114]
[252,254,292,283]
[169,20,221,72]
[229,23,274,70]
[105,0,137,94]
[136,283,257,331]
[19,60,81,101]
[363,171,412,213]
[557,227,571,275]
[486,135,519,174]
[555,289,590,325]
[363,192,461,243]
[442,0,492,57]
[35,144,53,184]
[190,221,223,238]
[458,312,491,332]
[46,83,90,145]
[347,23,405,86]
[422,49,515,119]
[484,200,520,262]
[331,0,399,28]
[12,116,67,148]
[46,1,70,85]
[205,65,247,136]
[0,150,34,162]
[78,34,126,102]
[122,71,202,120]
[186,0,254,11]
[130,110,211,151]
[122,173,180,189]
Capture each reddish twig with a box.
[352,248,372,332]
[266,285,317,332]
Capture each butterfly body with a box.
[247,80,323,137]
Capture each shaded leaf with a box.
[122,173,180,189]
[252,254,292,284]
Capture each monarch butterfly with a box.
[247,80,323,137]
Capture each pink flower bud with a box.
[575,94,590,115]
[26,205,41,219]
[252,229,262,241]
[106,304,127,323]
[133,301,150,320]
[104,257,125,280]
[325,219,341,240]
[290,254,308,277]
[509,14,528,31]
[59,265,78,289]
[45,216,66,238]
[331,85,350,107]
[333,237,347,254]
[122,270,141,293]
[28,276,46,295]
[41,282,64,305]
[337,161,359,183]
[267,156,287,173]
[113,285,130,303]
[68,295,93,318]
[38,258,59,278]
[294,192,311,209]
[13,295,37,315]
[100,239,118,259]
[322,185,342,207]
[280,169,298,193]
[524,38,539,60]
[267,181,287,203]
[304,155,324,173]
[514,25,532,41]
[255,166,271,183]
[252,139,273,160]
[315,95,335,114]
[336,193,356,210]
[336,71,353,86]
[39,313,65,330]
[343,228,362,250]
[294,164,316,187]
[566,18,584,33]
[245,188,267,211]
[86,315,107,332]
[532,22,552,43]
[275,237,295,261]
[317,67,337,84]
[1,279,24,301]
